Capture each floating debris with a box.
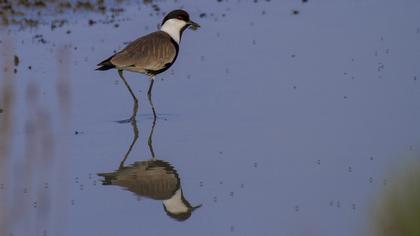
[14,55,19,66]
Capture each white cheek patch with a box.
[160,19,187,44]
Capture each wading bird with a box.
[96,9,200,121]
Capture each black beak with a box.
[188,20,200,30]
[191,204,202,212]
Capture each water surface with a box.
[1,0,420,235]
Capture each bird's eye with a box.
[177,16,183,20]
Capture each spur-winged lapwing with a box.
[96,9,200,120]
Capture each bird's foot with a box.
[116,116,136,124]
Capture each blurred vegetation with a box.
[0,37,71,235]
[371,160,420,236]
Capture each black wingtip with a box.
[96,55,116,71]
[95,64,115,71]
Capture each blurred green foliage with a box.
[372,161,420,236]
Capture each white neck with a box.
[162,189,189,214]
[160,19,187,44]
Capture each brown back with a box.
[110,31,178,73]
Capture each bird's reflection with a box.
[98,96,201,221]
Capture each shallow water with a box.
[1,0,420,235]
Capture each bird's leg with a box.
[147,108,157,160]
[146,76,157,160]
[147,76,157,120]
[118,70,139,122]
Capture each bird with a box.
[96,9,200,121]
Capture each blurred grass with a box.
[371,159,420,236]
[0,34,15,236]
[0,37,15,161]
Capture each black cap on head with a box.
[162,9,190,25]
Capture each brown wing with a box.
[110,31,177,72]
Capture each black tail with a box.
[96,55,116,71]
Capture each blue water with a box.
[1,0,420,235]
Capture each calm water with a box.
[1,0,420,235]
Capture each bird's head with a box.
[161,9,200,32]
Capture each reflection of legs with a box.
[119,116,138,168]
[118,70,138,122]
[147,76,157,119]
